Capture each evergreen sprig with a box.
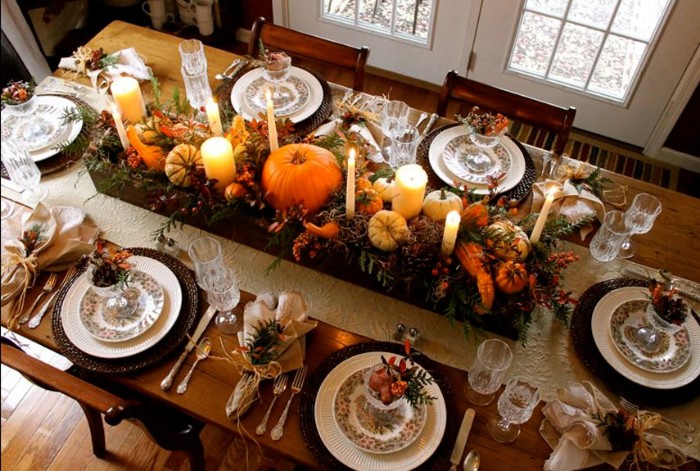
[242,319,283,365]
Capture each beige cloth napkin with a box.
[540,382,688,471]
[532,179,606,240]
[58,47,151,94]
[1,204,100,326]
[314,119,384,163]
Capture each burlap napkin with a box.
[540,382,688,471]
[1,204,100,328]
[58,47,151,94]
[532,179,605,240]
[226,290,317,420]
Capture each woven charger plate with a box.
[571,278,700,407]
[51,248,199,374]
[214,62,332,139]
[1,94,97,178]
[300,341,458,470]
[417,123,536,204]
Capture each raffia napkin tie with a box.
[58,46,151,94]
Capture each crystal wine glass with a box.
[188,236,225,289]
[380,100,409,165]
[487,377,540,443]
[465,339,513,406]
[203,266,241,334]
[263,52,293,107]
[617,193,662,259]
[87,266,141,319]
[463,129,506,174]
[0,141,47,206]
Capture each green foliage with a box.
[244,319,283,365]
[358,249,394,287]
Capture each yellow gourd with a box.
[368,210,411,251]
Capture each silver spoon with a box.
[176,337,211,394]
[463,450,480,471]
[215,59,245,80]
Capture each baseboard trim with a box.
[650,148,700,174]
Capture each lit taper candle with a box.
[441,210,461,256]
[265,87,279,152]
[346,148,356,219]
[206,97,224,136]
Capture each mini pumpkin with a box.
[126,125,166,171]
[356,176,372,191]
[494,261,529,294]
[165,144,202,187]
[422,188,463,221]
[368,210,411,251]
[372,177,395,202]
[224,182,247,202]
[261,144,342,214]
[462,202,489,228]
[356,189,384,215]
[485,220,530,261]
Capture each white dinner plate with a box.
[315,351,446,471]
[591,286,700,389]
[1,96,83,162]
[429,126,525,195]
[231,66,323,123]
[61,256,182,359]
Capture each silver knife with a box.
[450,408,476,470]
[161,306,217,391]
[421,112,439,137]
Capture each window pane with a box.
[589,34,645,99]
[393,0,431,39]
[509,11,562,76]
[324,0,356,21]
[358,0,392,31]
[611,0,670,41]
[568,0,616,29]
[549,23,604,88]
[525,0,568,17]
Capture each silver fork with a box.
[19,273,58,324]
[28,265,77,329]
[256,373,288,435]
[620,396,696,441]
[270,365,307,441]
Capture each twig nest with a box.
[368,210,411,251]
[422,188,463,221]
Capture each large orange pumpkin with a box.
[261,144,342,214]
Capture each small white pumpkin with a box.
[422,188,463,221]
[165,144,202,188]
[485,220,530,261]
[372,177,395,202]
[368,210,411,251]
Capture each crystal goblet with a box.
[203,266,241,335]
[589,210,628,262]
[463,130,505,174]
[617,193,662,259]
[380,100,410,164]
[263,52,293,108]
[487,377,540,443]
[3,95,53,149]
[188,236,225,289]
[87,266,140,320]
[362,363,406,427]
[0,141,47,206]
[465,339,513,406]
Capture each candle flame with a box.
[348,147,356,163]
[446,210,461,224]
[265,87,272,101]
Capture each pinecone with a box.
[399,242,436,274]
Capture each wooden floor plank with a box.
[1,387,50,454]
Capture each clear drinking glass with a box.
[179,39,212,111]
[203,266,241,334]
[380,100,410,162]
[487,377,540,443]
[263,52,292,107]
[464,130,506,174]
[589,210,628,262]
[87,266,141,320]
[3,95,52,149]
[179,39,207,75]
[617,193,662,259]
[188,236,225,289]
[389,123,419,168]
[0,141,47,206]
[465,339,513,406]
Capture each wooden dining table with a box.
[2,20,700,470]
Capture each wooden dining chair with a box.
[247,17,370,92]
[0,339,205,471]
[436,70,577,155]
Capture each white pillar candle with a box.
[200,137,236,191]
[441,210,461,256]
[111,104,130,151]
[206,97,224,136]
[530,188,556,244]
[265,87,279,152]
[110,76,146,124]
[346,148,356,219]
[392,164,428,220]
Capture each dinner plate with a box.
[1,96,83,161]
[608,298,690,373]
[231,67,323,123]
[591,287,700,389]
[442,133,513,184]
[315,352,446,470]
[79,270,165,343]
[428,126,525,195]
[243,74,311,118]
[333,368,427,454]
[61,256,182,359]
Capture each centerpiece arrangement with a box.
[75,69,583,341]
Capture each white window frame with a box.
[505,0,676,106]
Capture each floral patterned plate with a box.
[441,134,513,184]
[333,369,427,454]
[79,270,164,342]
[609,298,691,373]
[243,74,311,118]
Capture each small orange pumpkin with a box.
[356,177,372,191]
[261,144,342,214]
[356,189,384,215]
[494,261,529,294]
[461,202,489,229]
[224,182,247,202]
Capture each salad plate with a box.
[441,133,513,184]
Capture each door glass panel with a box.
[611,0,671,41]
[325,0,355,21]
[358,0,392,30]
[568,0,616,28]
[510,11,561,77]
[549,23,603,88]
[589,34,645,99]
[525,0,567,17]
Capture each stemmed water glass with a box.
[188,236,225,289]
[487,377,540,443]
[203,266,241,334]
[179,39,212,113]
[263,52,292,107]
[1,141,47,206]
[463,128,506,174]
[617,193,662,259]
[380,100,410,167]
[465,339,513,406]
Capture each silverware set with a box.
[619,395,695,444]
[27,265,78,329]
[19,272,58,325]
[265,365,307,441]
